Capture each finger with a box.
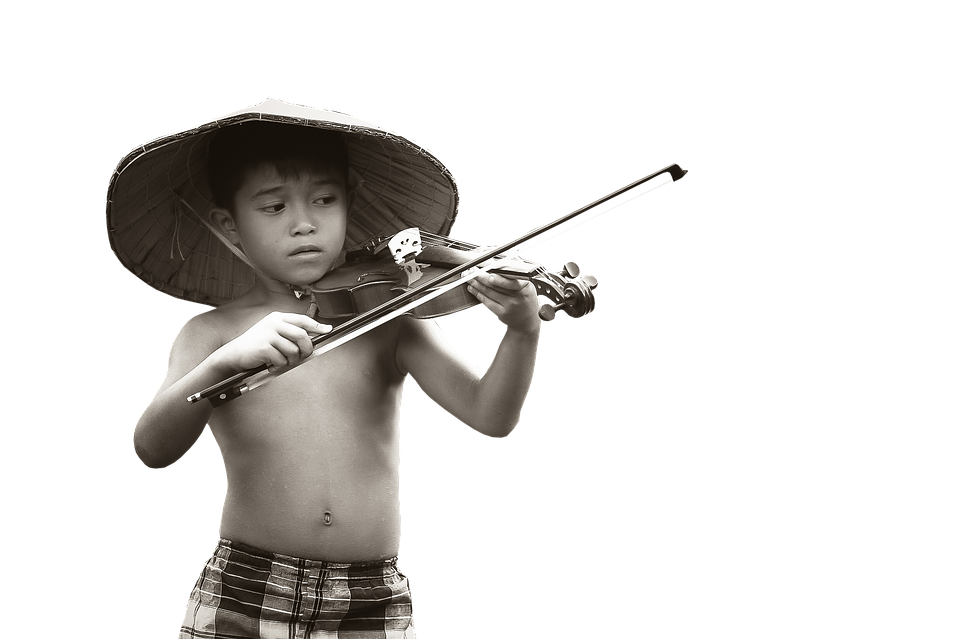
[299,335,315,359]
[467,282,506,313]
[273,325,317,360]
[283,313,333,335]
[291,331,315,360]
[477,273,525,291]
[471,278,511,304]
[307,319,333,335]
[269,334,304,365]
[264,345,293,371]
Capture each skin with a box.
[134,162,541,562]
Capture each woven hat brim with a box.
[107,99,459,306]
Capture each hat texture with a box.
[107,98,459,306]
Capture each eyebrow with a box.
[252,179,341,198]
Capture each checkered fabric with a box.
[179,540,415,638]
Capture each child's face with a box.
[224,162,350,288]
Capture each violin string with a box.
[415,234,461,250]
[418,232,478,250]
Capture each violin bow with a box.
[187,163,687,406]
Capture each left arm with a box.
[397,273,541,437]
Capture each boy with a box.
[108,100,541,638]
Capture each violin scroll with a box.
[531,261,598,321]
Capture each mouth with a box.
[290,244,323,257]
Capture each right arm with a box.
[133,311,329,468]
[134,314,228,468]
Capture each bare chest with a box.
[208,326,406,471]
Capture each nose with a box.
[288,202,317,236]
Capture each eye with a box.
[260,203,285,214]
[314,195,337,206]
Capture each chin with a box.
[291,266,336,286]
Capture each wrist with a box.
[205,344,247,377]
[505,320,541,341]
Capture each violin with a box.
[187,163,687,406]
[308,229,598,322]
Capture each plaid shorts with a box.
[179,539,415,639]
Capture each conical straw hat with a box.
[107,98,459,306]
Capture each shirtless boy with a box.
[109,101,540,638]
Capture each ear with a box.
[347,188,357,218]
[209,207,241,244]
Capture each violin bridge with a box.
[388,228,423,265]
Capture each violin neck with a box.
[486,261,541,278]
[417,245,539,277]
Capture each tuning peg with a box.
[581,275,598,289]
[538,303,558,321]
[561,262,580,278]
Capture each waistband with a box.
[217,538,399,572]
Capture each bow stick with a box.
[187,163,687,406]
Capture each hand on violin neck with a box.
[467,272,542,336]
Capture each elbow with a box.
[476,415,519,438]
[135,441,170,469]
[479,402,527,437]
[134,433,177,469]
[133,410,201,468]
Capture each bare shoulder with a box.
[173,307,227,354]
[158,307,234,390]
[175,295,262,348]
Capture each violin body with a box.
[309,241,597,322]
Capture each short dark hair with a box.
[207,121,349,210]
